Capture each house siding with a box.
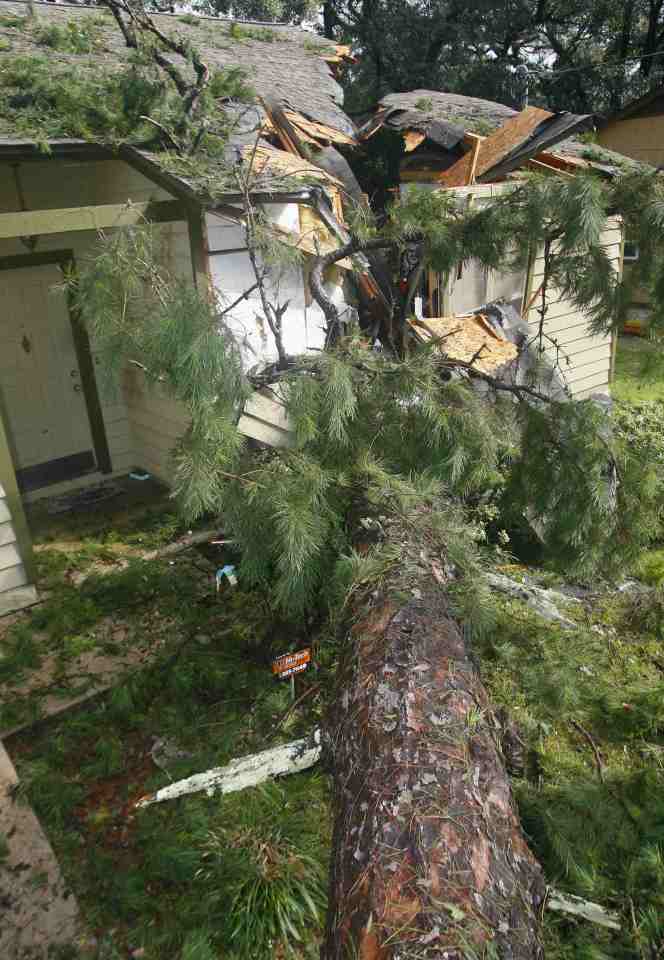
[0,157,193,498]
[0,483,37,614]
[598,115,664,167]
[122,369,190,484]
[526,218,623,398]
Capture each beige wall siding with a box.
[526,218,622,398]
[122,370,189,485]
[0,157,193,496]
[598,116,664,167]
[0,483,29,601]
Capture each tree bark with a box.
[323,559,545,959]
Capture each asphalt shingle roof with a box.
[369,88,647,175]
[0,0,352,136]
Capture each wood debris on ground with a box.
[409,314,519,374]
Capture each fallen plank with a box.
[141,525,226,561]
[135,729,322,807]
[547,889,621,930]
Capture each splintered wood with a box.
[242,144,344,186]
[411,315,518,374]
[403,130,426,152]
[263,110,356,147]
[439,106,553,187]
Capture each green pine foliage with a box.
[0,27,254,149]
[67,226,249,522]
[0,55,175,145]
[78,165,664,618]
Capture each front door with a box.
[0,262,97,492]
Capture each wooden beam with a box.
[466,133,483,185]
[186,205,212,294]
[0,199,186,240]
[439,107,552,187]
[67,277,113,476]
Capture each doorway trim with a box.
[0,249,112,480]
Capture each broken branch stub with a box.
[135,730,321,808]
[324,579,545,959]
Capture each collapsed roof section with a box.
[360,89,647,182]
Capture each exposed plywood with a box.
[410,315,518,374]
[403,130,426,152]
[284,111,356,146]
[0,199,185,240]
[295,207,352,268]
[242,144,344,187]
[440,107,552,187]
[473,105,553,176]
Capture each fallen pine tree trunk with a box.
[324,554,546,958]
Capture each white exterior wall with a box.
[206,206,331,372]
[0,160,349,511]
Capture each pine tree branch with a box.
[308,236,398,340]
[102,0,211,149]
[217,282,260,319]
[570,719,605,783]
[138,116,181,153]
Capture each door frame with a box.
[0,249,112,480]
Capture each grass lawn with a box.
[1,462,664,957]
[613,334,664,403]
[2,492,330,960]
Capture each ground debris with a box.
[486,571,579,628]
[136,730,322,807]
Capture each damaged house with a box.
[359,91,630,397]
[0,0,369,613]
[0,4,633,616]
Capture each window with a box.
[623,242,640,262]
